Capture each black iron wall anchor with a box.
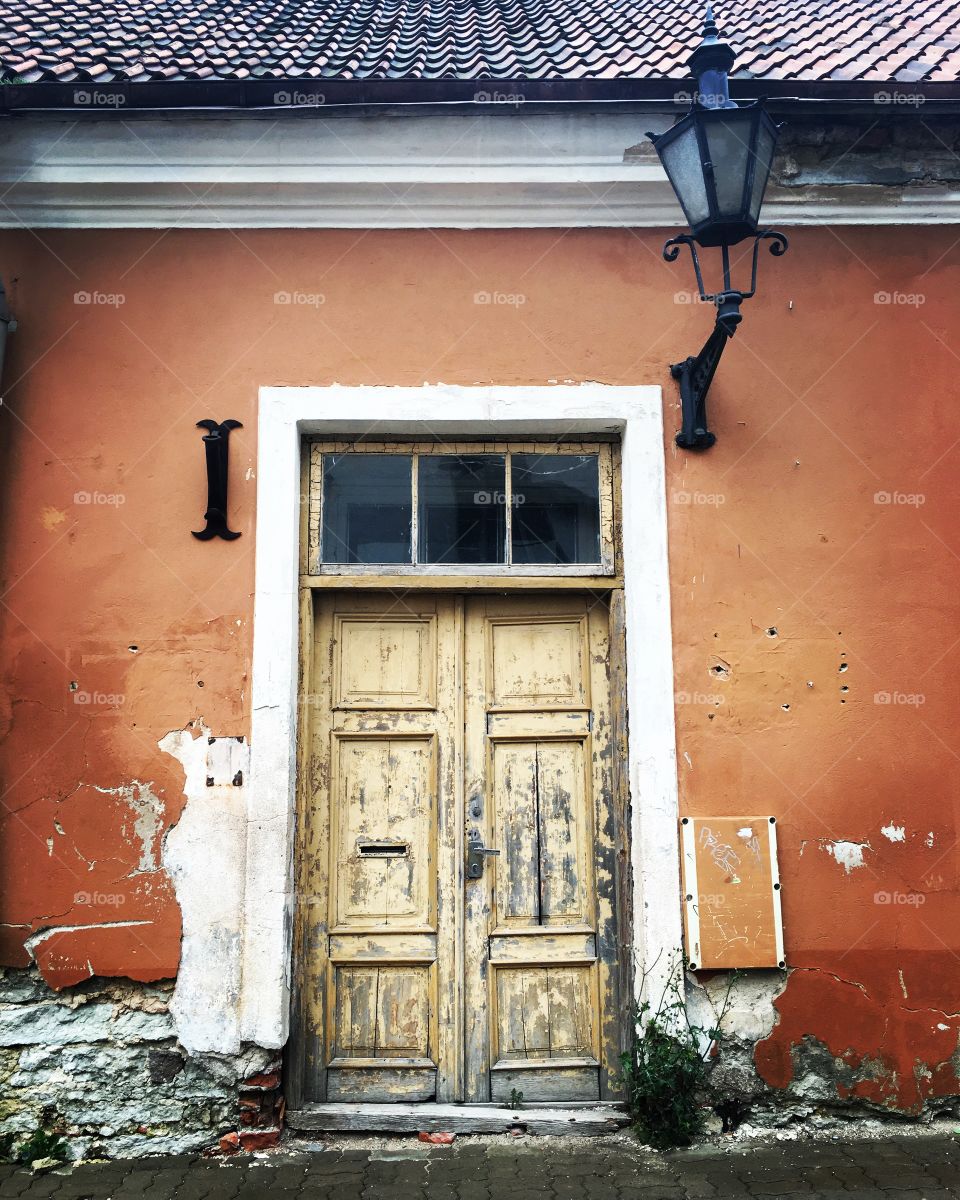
[192,419,242,541]
[665,231,789,450]
[671,322,729,451]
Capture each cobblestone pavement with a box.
[1,1131,959,1199]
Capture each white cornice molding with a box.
[1,112,956,228]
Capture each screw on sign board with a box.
[679,816,785,970]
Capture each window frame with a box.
[305,439,619,577]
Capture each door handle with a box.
[466,835,500,880]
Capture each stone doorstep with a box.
[286,1102,631,1137]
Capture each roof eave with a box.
[5,76,960,114]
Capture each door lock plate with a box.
[466,835,500,880]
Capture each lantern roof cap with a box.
[688,4,737,89]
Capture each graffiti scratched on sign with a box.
[680,816,784,970]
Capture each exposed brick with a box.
[239,1129,282,1151]
[242,1071,280,1090]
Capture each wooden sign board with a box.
[679,816,784,970]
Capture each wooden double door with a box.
[295,590,627,1105]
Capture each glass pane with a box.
[659,122,710,227]
[322,453,412,564]
[511,454,600,565]
[418,455,506,564]
[704,113,752,219]
[749,121,776,225]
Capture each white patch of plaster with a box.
[822,840,871,873]
[737,826,754,839]
[926,831,935,847]
[89,781,164,873]
[683,751,693,769]
[127,786,163,872]
[161,723,249,1056]
[687,970,786,1043]
[880,824,906,843]
[898,969,908,999]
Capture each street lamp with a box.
[647,5,788,449]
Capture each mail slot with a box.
[357,841,409,857]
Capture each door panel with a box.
[464,594,620,1103]
[301,594,460,1103]
[486,615,590,710]
[299,590,623,1106]
[331,963,432,1058]
[331,734,435,928]
[491,740,591,926]
[333,614,437,709]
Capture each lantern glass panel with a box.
[704,112,753,220]
[749,120,777,225]
[658,122,710,228]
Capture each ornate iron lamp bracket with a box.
[192,419,243,541]
[665,230,788,450]
[671,323,727,451]
[664,229,788,304]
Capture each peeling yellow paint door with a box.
[300,593,462,1102]
[298,591,624,1105]
[463,594,622,1102]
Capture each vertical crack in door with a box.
[534,745,544,927]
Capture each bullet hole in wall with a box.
[129,645,138,653]
[839,662,849,672]
[197,681,204,688]
[68,681,78,692]
[782,703,791,711]
[766,627,778,638]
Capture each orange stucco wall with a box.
[0,226,957,1108]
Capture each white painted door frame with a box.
[239,384,682,1052]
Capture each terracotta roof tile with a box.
[1,0,958,84]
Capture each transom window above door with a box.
[305,441,618,576]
